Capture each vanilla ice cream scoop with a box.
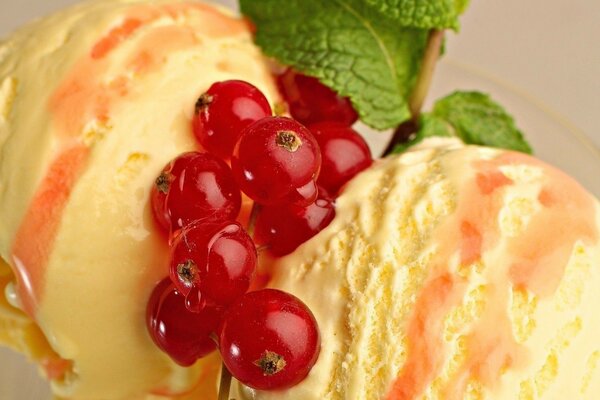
[0,0,279,398]
[235,143,600,399]
[3,1,600,399]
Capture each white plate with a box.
[1,22,600,400]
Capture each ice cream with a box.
[235,142,600,399]
[0,0,279,398]
[2,0,600,399]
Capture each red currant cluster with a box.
[146,72,372,391]
[254,69,373,255]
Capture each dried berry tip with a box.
[276,131,302,152]
[155,173,171,194]
[177,260,198,285]
[194,93,214,114]
[254,350,287,376]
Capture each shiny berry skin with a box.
[219,289,320,390]
[169,221,256,311]
[193,80,272,159]
[231,117,321,206]
[146,278,221,366]
[277,68,358,126]
[309,122,373,195]
[254,187,335,256]
[151,152,197,233]
[151,152,241,233]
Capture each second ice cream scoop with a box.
[236,142,600,399]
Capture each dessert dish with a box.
[1,0,599,399]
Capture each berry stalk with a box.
[215,201,265,400]
[218,362,232,400]
[247,202,262,238]
[215,202,260,400]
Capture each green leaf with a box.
[392,91,533,154]
[433,91,532,153]
[419,113,455,138]
[240,0,429,130]
[455,0,471,15]
[362,0,465,30]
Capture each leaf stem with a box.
[381,29,445,157]
[409,29,445,119]
[218,362,232,400]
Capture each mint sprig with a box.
[240,0,429,130]
[363,0,470,30]
[242,1,533,155]
[392,91,533,154]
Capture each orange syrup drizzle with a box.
[9,2,243,318]
[387,151,598,399]
[11,144,89,317]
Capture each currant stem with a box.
[247,202,262,237]
[218,362,232,400]
[381,29,445,157]
[256,244,270,253]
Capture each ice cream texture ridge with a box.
[0,1,599,400]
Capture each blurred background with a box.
[1,0,599,150]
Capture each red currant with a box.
[231,117,321,206]
[309,122,373,195]
[146,278,221,366]
[277,68,358,126]
[193,80,272,159]
[254,187,335,256]
[151,152,196,233]
[169,221,256,311]
[151,152,241,233]
[219,289,320,390]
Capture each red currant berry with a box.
[231,117,321,206]
[169,221,256,311]
[146,278,221,366]
[277,68,358,126]
[193,80,272,159]
[151,152,241,233]
[219,289,320,390]
[309,122,373,195]
[151,152,197,232]
[254,187,335,256]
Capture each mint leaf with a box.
[392,91,533,154]
[455,0,471,15]
[240,0,428,130]
[419,113,455,138]
[363,0,468,30]
[433,91,532,153]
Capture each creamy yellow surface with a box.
[2,1,600,399]
[236,143,600,399]
[0,1,279,398]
